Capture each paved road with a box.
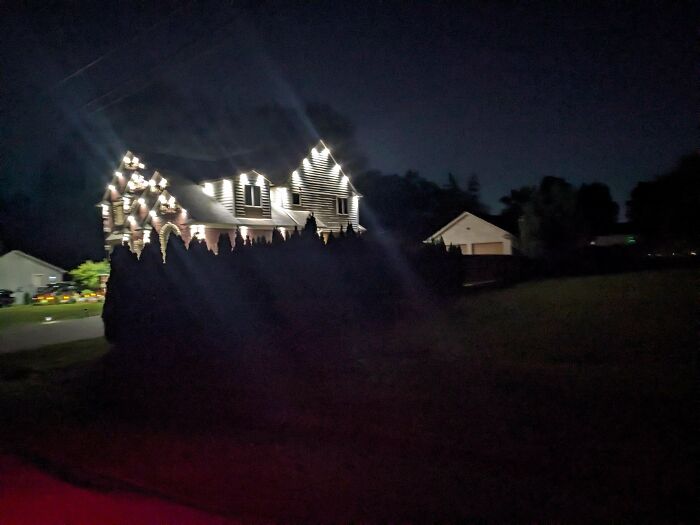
[0,316,104,354]
[0,454,239,524]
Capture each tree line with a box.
[353,151,699,258]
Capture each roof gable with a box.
[2,250,66,273]
[426,212,513,242]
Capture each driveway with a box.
[0,454,239,524]
[0,316,104,354]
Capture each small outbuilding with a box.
[425,212,515,255]
[0,250,66,303]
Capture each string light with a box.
[107,184,115,191]
[114,171,122,177]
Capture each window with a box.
[244,185,261,207]
[292,192,301,205]
[337,197,348,215]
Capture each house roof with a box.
[425,211,513,243]
[1,250,66,273]
[165,174,238,225]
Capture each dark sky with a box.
[2,1,698,211]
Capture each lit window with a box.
[337,197,348,215]
[245,185,261,207]
[292,192,301,205]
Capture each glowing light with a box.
[101,204,109,216]
[128,215,135,223]
[332,164,341,175]
[159,177,167,187]
[190,224,205,238]
[223,178,232,197]
[181,208,187,216]
[203,182,214,196]
[44,316,52,322]
[240,226,248,239]
[158,194,166,203]
[122,155,130,163]
[127,181,134,190]
[148,179,156,188]
[149,210,157,218]
[256,174,265,186]
[143,230,151,243]
[311,147,319,159]
[107,184,116,191]
[132,156,139,164]
[303,158,311,169]
[239,173,249,185]
[341,174,349,185]
[138,197,145,205]
[114,171,123,177]
[138,162,145,169]
[322,147,330,157]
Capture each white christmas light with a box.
[138,162,145,169]
[303,158,311,169]
[168,196,176,206]
[322,147,330,157]
[203,182,214,196]
[332,164,341,175]
[138,197,145,205]
[132,156,139,164]
[148,179,156,188]
[256,174,265,186]
[114,171,123,177]
[107,184,116,191]
[159,177,168,187]
[158,194,166,203]
[149,210,157,218]
[122,155,130,163]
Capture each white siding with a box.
[283,147,360,232]
[0,252,65,301]
[430,213,513,255]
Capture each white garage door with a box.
[472,242,504,255]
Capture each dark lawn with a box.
[0,302,103,331]
[0,270,696,522]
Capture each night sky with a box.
[2,1,698,220]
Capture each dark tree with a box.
[627,152,700,251]
[575,183,619,239]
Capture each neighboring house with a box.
[99,140,363,255]
[0,250,66,303]
[425,212,515,255]
[590,224,638,247]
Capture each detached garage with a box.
[425,212,515,255]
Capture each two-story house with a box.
[99,140,363,256]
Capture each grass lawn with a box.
[0,302,103,331]
[0,337,109,384]
[0,269,696,521]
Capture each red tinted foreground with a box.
[0,454,240,525]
